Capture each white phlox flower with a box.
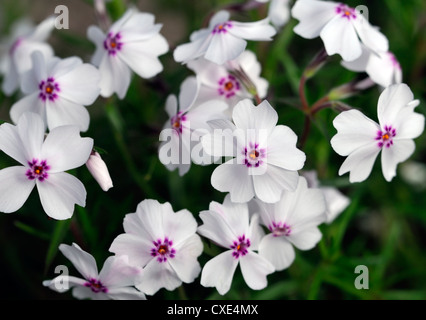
[201,99,306,203]
[252,176,326,271]
[0,16,55,95]
[330,83,425,183]
[43,243,146,300]
[173,10,276,65]
[256,0,291,29]
[302,170,350,223]
[0,112,93,220]
[158,76,228,176]
[187,50,268,115]
[291,0,389,61]
[341,45,403,88]
[109,199,204,296]
[197,194,275,295]
[87,8,169,99]
[10,51,101,132]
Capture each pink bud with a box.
[86,151,113,192]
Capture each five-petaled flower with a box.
[0,112,93,220]
[10,51,101,132]
[201,99,306,203]
[158,76,228,176]
[43,243,146,300]
[109,199,204,295]
[197,194,275,295]
[291,0,389,61]
[331,83,425,183]
[0,16,55,95]
[251,176,327,271]
[173,10,276,65]
[87,8,169,99]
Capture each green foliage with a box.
[0,0,425,300]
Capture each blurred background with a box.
[0,0,425,300]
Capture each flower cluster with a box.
[0,0,424,300]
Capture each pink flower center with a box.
[212,21,232,34]
[243,143,266,168]
[26,159,50,182]
[218,75,240,98]
[39,77,60,102]
[151,237,176,263]
[84,278,108,293]
[269,221,291,237]
[171,111,186,134]
[376,125,396,148]
[336,4,357,20]
[231,235,250,259]
[104,32,123,55]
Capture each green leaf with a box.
[14,221,50,241]
[44,219,71,274]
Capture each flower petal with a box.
[87,25,106,66]
[173,36,211,64]
[109,233,153,268]
[45,98,90,132]
[381,140,415,182]
[267,125,306,170]
[353,15,389,54]
[37,172,86,220]
[168,234,203,283]
[59,243,98,280]
[377,83,415,128]
[331,109,380,156]
[0,123,27,166]
[211,159,255,203]
[252,164,300,203]
[338,143,381,183]
[136,259,181,295]
[239,251,274,290]
[200,251,238,295]
[320,15,362,61]
[55,63,101,106]
[259,234,295,271]
[41,125,93,173]
[163,209,198,245]
[229,18,276,41]
[17,112,46,161]
[118,34,168,79]
[106,287,146,300]
[98,54,131,99]
[288,226,322,250]
[10,92,46,127]
[0,166,35,213]
[204,32,247,65]
[43,275,87,293]
[232,99,278,134]
[99,255,143,288]
[292,0,338,39]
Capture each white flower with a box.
[252,176,326,271]
[342,45,402,88]
[291,0,389,61]
[201,99,306,203]
[86,151,113,192]
[187,50,268,114]
[43,243,145,300]
[0,112,93,220]
[330,83,425,183]
[197,194,274,295]
[109,199,203,296]
[158,76,228,176]
[256,0,291,28]
[0,16,55,95]
[301,170,349,223]
[173,10,276,65]
[87,8,169,99]
[10,52,101,132]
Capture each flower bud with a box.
[86,151,113,192]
